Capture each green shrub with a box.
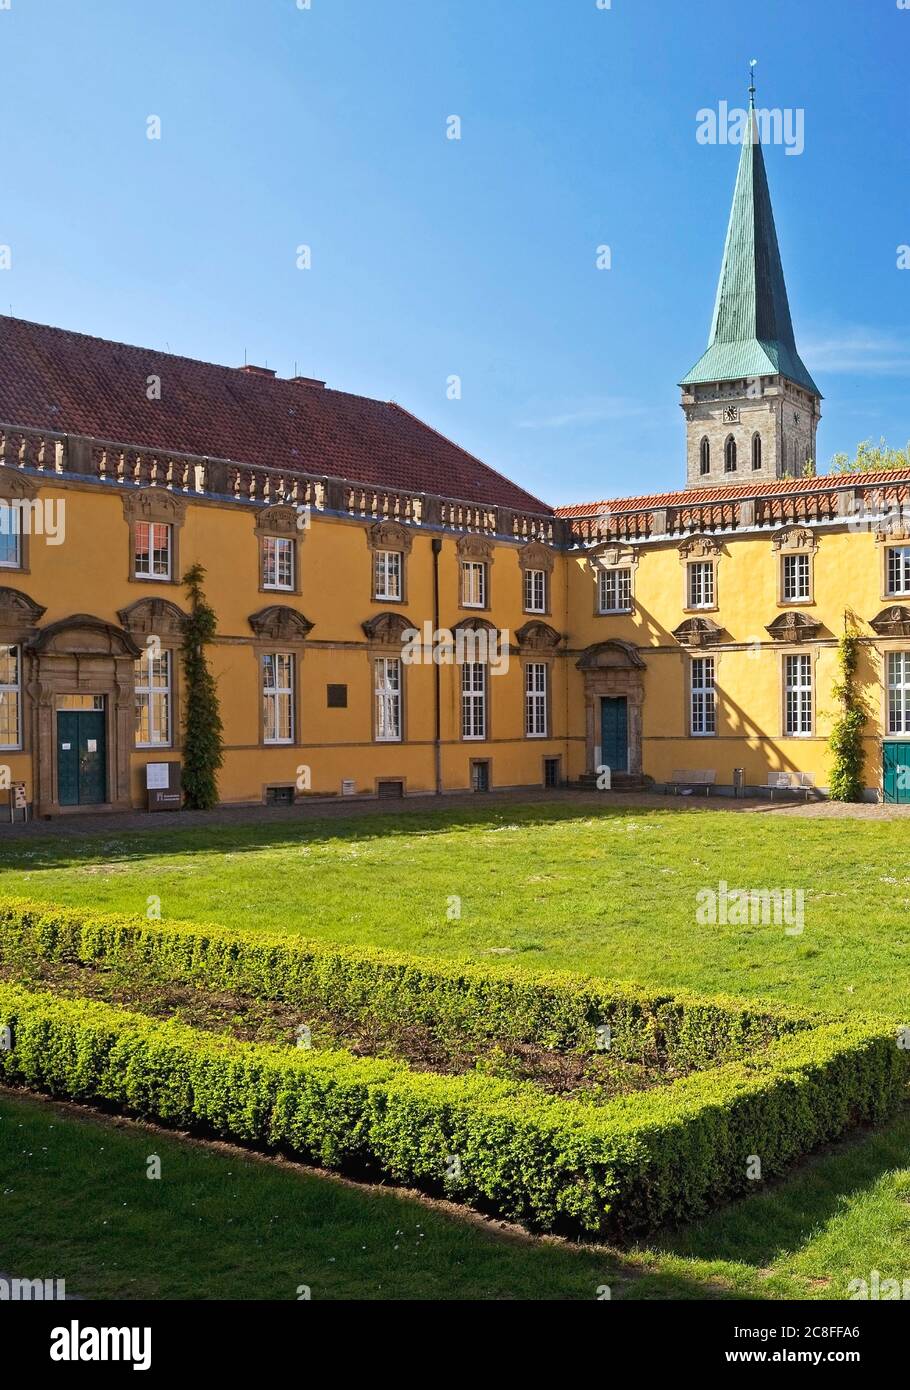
[0,897,809,1067]
[0,979,904,1236]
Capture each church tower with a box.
[680,87,822,490]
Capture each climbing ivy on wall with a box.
[828,630,867,802]
[181,564,224,811]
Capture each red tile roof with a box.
[556,470,910,518]
[0,316,551,514]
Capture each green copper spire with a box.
[680,93,820,396]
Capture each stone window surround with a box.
[456,535,493,612]
[590,542,639,616]
[679,536,722,614]
[876,524,910,603]
[122,488,187,587]
[117,597,189,752]
[365,520,412,605]
[778,645,818,740]
[256,504,303,596]
[517,540,555,616]
[772,526,818,607]
[362,610,413,744]
[0,471,39,576]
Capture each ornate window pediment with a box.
[671,616,724,648]
[765,611,822,643]
[361,612,414,644]
[455,534,494,563]
[517,540,554,573]
[453,616,498,635]
[366,520,413,555]
[0,586,46,632]
[0,471,38,502]
[870,605,910,638]
[255,504,300,538]
[678,535,722,562]
[248,606,314,642]
[588,542,639,572]
[515,621,563,651]
[121,487,187,526]
[117,597,188,638]
[576,639,645,671]
[772,526,817,554]
[31,614,141,658]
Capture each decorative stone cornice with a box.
[678,535,723,562]
[870,605,910,639]
[30,614,141,658]
[765,611,822,643]
[254,503,300,538]
[117,597,188,638]
[588,541,639,572]
[455,534,494,562]
[515,620,563,652]
[671,616,724,649]
[0,586,46,629]
[361,612,414,644]
[771,526,817,554]
[517,539,555,573]
[576,639,645,671]
[365,520,413,555]
[120,486,187,525]
[248,606,314,642]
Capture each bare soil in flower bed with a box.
[0,956,708,1103]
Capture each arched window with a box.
[724,435,737,472]
[752,433,762,471]
[699,437,710,475]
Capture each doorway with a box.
[883,742,910,804]
[600,696,629,774]
[57,704,107,806]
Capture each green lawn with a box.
[1,802,908,1016]
[2,1088,909,1301]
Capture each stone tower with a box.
[680,97,822,490]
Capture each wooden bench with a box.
[670,768,717,796]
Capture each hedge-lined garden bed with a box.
[0,978,905,1236]
[0,897,809,1068]
[0,898,906,1236]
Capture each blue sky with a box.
[2,0,908,507]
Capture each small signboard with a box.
[146,762,182,811]
[8,782,28,823]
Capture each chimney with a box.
[289,375,326,389]
[238,364,276,378]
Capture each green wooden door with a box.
[57,710,107,806]
[600,697,628,774]
[883,742,910,804]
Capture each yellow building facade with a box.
[0,114,908,815]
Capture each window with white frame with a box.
[374,657,402,741]
[598,566,632,614]
[0,521,20,568]
[687,561,715,609]
[461,560,487,609]
[523,568,547,614]
[886,546,910,596]
[263,652,294,744]
[782,552,811,603]
[525,662,547,738]
[0,644,21,749]
[373,550,403,602]
[690,656,716,736]
[134,521,172,580]
[887,651,910,735]
[262,536,295,591]
[784,653,813,736]
[135,648,171,747]
[461,662,487,739]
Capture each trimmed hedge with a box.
[0,979,905,1236]
[0,897,810,1068]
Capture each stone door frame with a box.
[26,615,141,817]
[576,640,646,777]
